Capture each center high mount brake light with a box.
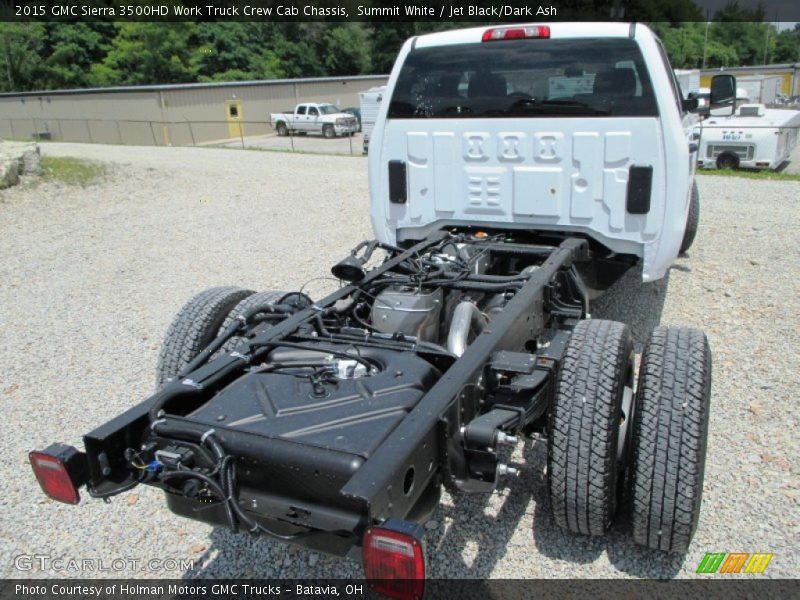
[482,25,551,42]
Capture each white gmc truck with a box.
[369,22,735,283]
[32,23,735,595]
[271,102,359,138]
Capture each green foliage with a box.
[41,23,109,89]
[319,25,371,76]
[1,14,799,93]
[774,25,800,63]
[654,20,789,68]
[92,23,195,86]
[0,23,46,92]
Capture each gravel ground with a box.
[0,143,797,580]
[217,131,365,156]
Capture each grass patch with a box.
[698,168,800,182]
[40,156,106,186]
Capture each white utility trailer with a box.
[359,85,385,154]
[737,75,782,105]
[698,103,800,170]
[675,69,700,98]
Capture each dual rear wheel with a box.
[548,319,712,553]
[155,287,289,389]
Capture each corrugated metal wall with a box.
[0,76,388,146]
[699,65,800,96]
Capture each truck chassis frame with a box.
[32,229,711,585]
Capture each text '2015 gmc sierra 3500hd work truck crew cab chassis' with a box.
[31,23,734,597]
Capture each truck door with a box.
[307,105,320,132]
[295,104,308,131]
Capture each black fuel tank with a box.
[188,344,439,461]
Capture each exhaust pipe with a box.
[447,301,488,357]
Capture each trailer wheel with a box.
[548,319,635,536]
[680,182,700,254]
[216,290,290,355]
[155,287,255,389]
[323,125,335,139]
[626,327,712,553]
[276,122,288,137]
[716,152,739,170]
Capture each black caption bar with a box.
[3,579,800,600]
[3,0,800,22]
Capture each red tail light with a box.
[363,521,425,600]
[482,25,551,42]
[29,444,87,504]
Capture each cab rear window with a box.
[388,38,658,119]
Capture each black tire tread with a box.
[628,326,712,553]
[548,319,633,536]
[680,182,700,254]
[155,287,255,388]
[217,290,288,355]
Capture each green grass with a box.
[698,168,800,182]
[40,156,106,186]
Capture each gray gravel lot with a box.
[217,131,365,156]
[1,143,798,579]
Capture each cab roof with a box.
[414,22,644,49]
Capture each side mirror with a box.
[682,96,699,112]
[709,74,737,116]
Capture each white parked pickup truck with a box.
[369,22,737,282]
[270,103,358,138]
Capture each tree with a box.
[0,23,45,92]
[318,24,370,76]
[41,23,108,89]
[91,23,196,86]
[773,24,800,63]
[710,1,773,66]
[654,22,708,68]
[191,23,263,82]
[270,35,323,78]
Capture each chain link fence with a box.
[0,117,366,156]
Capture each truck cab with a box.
[369,23,725,282]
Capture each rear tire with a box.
[276,122,288,137]
[155,287,255,389]
[716,153,739,170]
[626,327,712,553]
[548,319,635,536]
[680,182,700,254]
[217,290,289,355]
